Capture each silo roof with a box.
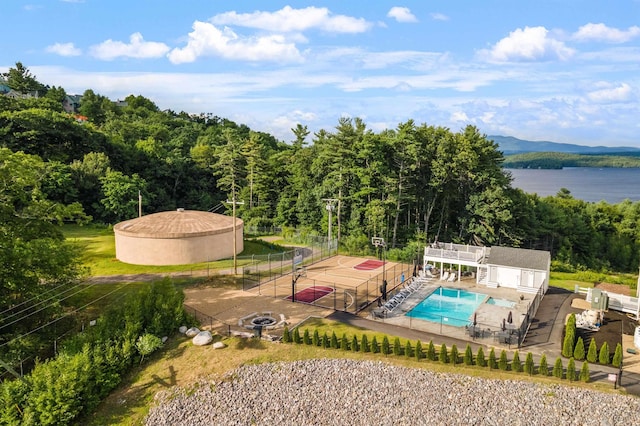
[114,210,242,238]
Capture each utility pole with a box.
[138,190,142,217]
[225,195,244,275]
[372,237,387,301]
[323,198,338,253]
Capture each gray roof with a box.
[486,246,550,271]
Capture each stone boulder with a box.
[179,326,188,334]
[212,341,226,349]
[185,327,200,337]
[192,331,213,346]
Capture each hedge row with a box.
[283,326,590,382]
[0,279,187,426]
[563,313,623,367]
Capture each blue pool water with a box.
[406,287,486,327]
[486,297,516,308]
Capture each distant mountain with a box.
[488,135,640,155]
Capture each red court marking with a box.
[286,286,334,303]
[353,259,385,271]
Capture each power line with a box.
[0,281,70,316]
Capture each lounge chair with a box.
[447,273,456,282]
[441,271,449,281]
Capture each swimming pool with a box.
[406,287,486,327]
[486,297,516,308]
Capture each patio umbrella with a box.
[473,312,477,326]
[507,311,513,324]
[501,318,506,331]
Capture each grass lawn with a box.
[63,224,287,277]
[550,269,638,292]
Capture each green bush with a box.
[450,345,459,365]
[282,326,291,343]
[393,337,402,356]
[426,340,436,361]
[524,352,534,375]
[562,314,576,357]
[598,342,610,365]
[567,357,576,381]
[539,354,548,376]
[439,344,448,364]
[511,351,522,372]
[340,333,349,351]
[371,336,380,354]
[573,337,585,360]
[580,361,590,382]
[553,357,564,379]
[293,328,302,344]
[330,331,339,349]
[382,336,390,355]
[405,341,412,358]
[488,348,497,369]
[312,329,320,346]
[136,334,162,364]
[476,347,486,367]
[612,343,622,367]
[415,340,423,361]
[464,344,473,366]
[361,334,369,353]
[303,329,311,345]
[322,332,330,348]
[498,350,508,371]
[351,335,359,352]
[586,338,598,363]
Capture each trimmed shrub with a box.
[303,329,311,345]
[415,340,423,361]
[293,327,302,344]
[573,337,585,361]
[612,343,623,368]
[405,341,412,359]
[439,344,448,364]
[562,314,576,357]
[553,357,564,379]
[598,342,610,365]
[312,329,320,346]
[450,345,459,365]
[586,338,597,363]
[498,350,508,371]
[567,357,576,381]
[361,334,369,353]
[539,354,548,376]
[330,332,339,349]
[382,336,390,355]
[524,352,534,375]
[351,335,359,352]
[476,347,486,367]
[393,337,402,356]
[371,336,380,354]
[488,348,497,369]
[322,332,330,348]
[426,341,436,361]
[282,326,291,343]
[464,344,473,366]
[340,333,349,351]
[580,361,590,382]
[512,351,522,372]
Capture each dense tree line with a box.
[503,151,640,169]
[2,63,640,274]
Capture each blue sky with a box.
[2,1,640,146]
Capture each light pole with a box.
[323,198,338,253]
[372,237,387,301]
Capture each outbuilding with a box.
[114,209,243,265]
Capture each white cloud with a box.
[211,6,371,33]
[387,7,418,23]
[573,23,640,43]
[167,21,303,64]
[90,33,170,60]
[587,82,633,103]
[450,111,469,122]
[479,26,575,62]
[430,13,449,21]
[46,42,81,57]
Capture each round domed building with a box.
[113,209,243,265]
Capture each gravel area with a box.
[146,358,640,426]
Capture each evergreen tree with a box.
[553,357,564,379]
[415,340,423,361]
[464,344,473,366]
[488,348,497,369]
[512,351,522,372]
[573,337,585,361]
[427,341,436,361]
[439,344,448,364]
[293,327,302,344]
[598,342,610,365]
[322,332,330,348]
[382,336,390,355]
[393,337,402,356]
[579,361,590,382]
[567,357,576,381]
[562,314,576,357]
[351,335,359,352]
[586,338,598,363]
[340,333,349,351]
[450,344,459,365]
[524,352,534,375]
[539,354,549,376]
[405,341,412,359]
[371,336,380,354]
[476,347,486,367]
[330,331,339,349]
[282,326,291,343]
[303,329,311,345]
[361,334,369,353]
[612,343,623,367]
[312,329,320,346]
[498,350,508,371]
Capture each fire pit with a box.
[250,316,277,327]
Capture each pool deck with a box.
[371,276,534,347]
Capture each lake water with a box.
[505,168,640,204]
